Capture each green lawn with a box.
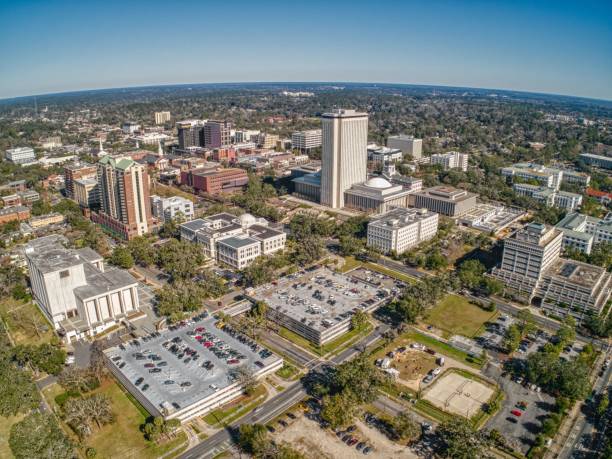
[203,385,267,427]
[424,294,498,338]
[275,362,299,380]
[340,256,362,273]
[0,298,54,346]
[404,330,484,368]
[0,414,24,459]
[44,379,187,459]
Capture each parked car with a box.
[511,410,522,417]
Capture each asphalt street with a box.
[178,324,389,459]
[558,358,611,459]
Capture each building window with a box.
[60,270,70,278]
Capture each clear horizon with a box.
[1,0,610,101]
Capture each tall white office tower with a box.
[320,109,368,208]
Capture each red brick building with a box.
[180,167,248,194]
[64,162,97,199]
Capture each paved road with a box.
[179,324,389,459]
[557,358,611,459]
[260,330,319,368]
[375,257,429,280]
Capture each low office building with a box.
[17,189,40,205]
[150,195,194,223]
[430,151,469,171]
[367,145,403,164]
[367,207,438,254]
[0,206,30,224]
[5,147,36,165]
[580,153,612,170]
[513,183,583,211]
[536,259,611,321]
[247,267,390,345]
[344,177,412,214]
[555,212,612,254]
[180,167,248,194]
[387,135,423,159]
[410,185,477,217]
[457,203,525,234]
[25,235,141,342]
[29,212,65,229]
[217,236,261,269]
[104,317,282,422]
[382,164,423,193]
[586,188,612,206]
[292,171,322,203]
[291,129,322,152]
[1,194,22,207]
[179,213,286,268]
[492,223,611,321]
[502,162,590,189]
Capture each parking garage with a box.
[247,267,391,345]
[104,315,282,422]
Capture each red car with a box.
[203,341,213,347]
[511,410,522,417]
[144,363,155,368]
[195,327,204,332]
[227,359,239,364]
[195,336,202,341]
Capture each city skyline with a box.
[0,0,610,101]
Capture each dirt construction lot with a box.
[423,371,494,418]
[393,349,437,391]
[273,415,416,459]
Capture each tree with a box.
[596,393,609,418]
[234,366,257,396]
[156,239,205,281]
[9,412,74,459]
[290,236,324,266]
[392,412,421,442]
[109,246,134,269]
[237,423,269,455]
[516,309,536,336]
[503,324,522,353]
[320,393,356,429]
[481,277,503,296]
[350,310,369,331]
[425,250,447,270]
[12,343,66,375]
[64,394,114,438]
[59,366,99,393]
[457,259,485,290]
[338,235,363,257]
[437,418,491,458]
[127,236,156,266]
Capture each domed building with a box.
[343,175,412,214]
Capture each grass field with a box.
[404,330,485,368]
[424,294,498,338]
[203,385,267,427]
[275,362,299,380]
[0,298,54,346]
[44,378,187,458]
[0,414,23,459]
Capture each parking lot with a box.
[485,369,555,453]
[104,315,281,415]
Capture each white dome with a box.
[364,177,392,189]
[239,213,257,226]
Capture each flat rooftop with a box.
[249,267,386,332]
[369,207,436,229]
[105,316,280,414]
[218,235,259,249]
[416,185,476,202]
[545,258,606,288]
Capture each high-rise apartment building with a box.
[64,162,98,199]
[154,111,171,125]
[204,120,232,148]
[94,156,152,240]
[387,135,423,159]
[177,120,206,149]
[430,151,469,172]
[258,133,280,149]
[291,129,322,152]
[320,109,369,208]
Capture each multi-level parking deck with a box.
[104,315,282,422]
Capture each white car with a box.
[432,367,441,376]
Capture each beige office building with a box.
[320,109,369,209]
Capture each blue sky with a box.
[0,0,610,100]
